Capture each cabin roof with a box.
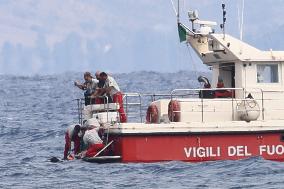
[211,34,284,62]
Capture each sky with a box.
[0,0,284,75]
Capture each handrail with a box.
[123,93,193,98]
[123,93,143,122]
[74,87,284,124]
[170,88,244,122]
[171,87,243,94]
[123,92,196,123]
[75,98,82,125]
[244,88,284,121]
[245,88,263,120]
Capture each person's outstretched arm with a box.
[74,81,86,90]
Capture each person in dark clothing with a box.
[74,72,98,105]
[91,71,113,104]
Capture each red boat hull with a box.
[109,131,284,162]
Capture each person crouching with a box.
[64,124,82,160]
[81,118,104,158]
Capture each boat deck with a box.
[106,120,284,135]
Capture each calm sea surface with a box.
[1,72,284,189]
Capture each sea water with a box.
[0,72,284,189]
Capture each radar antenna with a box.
[220,4,227,39]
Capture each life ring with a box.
[146,104,159,123]
[168,100,181,122]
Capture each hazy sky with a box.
[0,0,284,75]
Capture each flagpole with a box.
[177,0,180,22]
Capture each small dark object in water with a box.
[50,157,61,163]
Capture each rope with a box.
[186,43,199,82]
[170,0,178,16]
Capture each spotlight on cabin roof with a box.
[188,10,198,21]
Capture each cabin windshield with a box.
[257,64,279,83]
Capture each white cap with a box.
[83,118,100,129]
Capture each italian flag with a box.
[178,23,187,43]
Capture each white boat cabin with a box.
[145,14,284,123]
[80,12,284,125]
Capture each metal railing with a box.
[75,98,84,125]
[74,88,284,124]
[244,88,284,121]
[123,93,194,123]
[170,88,244,122]
[124,93,143,123]
[75,95,111,125]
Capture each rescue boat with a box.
[79,2,284,163]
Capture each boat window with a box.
[257,64,279,83]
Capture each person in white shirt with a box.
[95,72,127,123]
[80,118,104,158]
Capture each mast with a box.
[240,0,245,41]
[221,4,227,39]
[177,0,180,23]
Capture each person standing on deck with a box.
[95,71,105,88]
[63,124,82,160]
[74,72,98,105]
[91,71,108,104]
[95,72,127,123]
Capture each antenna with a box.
[240,0,245,41]
[188,10,198,32]
[170,0,180,22]
[170,0,178,18]
[238,0,245,54]
[220,4,227,39]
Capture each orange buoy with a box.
[146,104,159,123]
[168,100,181,122]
